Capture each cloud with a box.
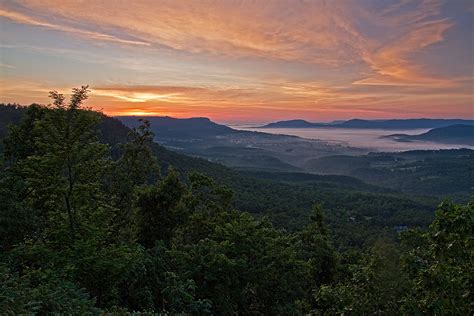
[0,8,150,46]
[4,0,461,87]
[0,78,57,104]
[1,0,471,121]
[93,85,208,103]
[357,18,454,87]
[93,84,275,106]
[3,1,365,65]
[91,82,406,114]
[0,63,15,69]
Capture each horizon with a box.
[1,1,473,123]
[112,114,474,127]
[2,102,473,126]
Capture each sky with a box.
[0,0,473,124]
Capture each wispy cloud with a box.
[4,0,460,86]
[0,77,57,105]
[356,18,454,86]
[0,8,150,46]
[0,63,15,69]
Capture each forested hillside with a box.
[0,89,472,314]
[304,150,474,200]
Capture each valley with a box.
[118,115,474,201]
[118,116,367,172]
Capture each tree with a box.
[0,171,37,251]
[110,118,159,241]
[315,238,408,315]
[136,168,186,247]
[401,200,473,314]
[0,87,145,310]
[8,86,111,245]
[171,211,307,314]
[1,105,48,250]
[0,264,98,314]
[299,204,339,303]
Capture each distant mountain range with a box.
[117,116,474,151]
[260,118,474,129]
[117,115,363,172]
[384,124,474,146]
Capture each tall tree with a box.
[110,119,159,241]
[36,86,110,242]
[299,204,338,286]
[9,86,110,244]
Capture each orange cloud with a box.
[357,19,454,87]
[0,8,150,46]
[0,78,52,103]
[4,1,364,65]
[5,0,461,88]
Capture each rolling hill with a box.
[259,119,324,128]
[260,118,474,129]
[385,124,474,146]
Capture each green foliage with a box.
[136,168,185,247]
[109,118,159,242]
[5,87,111,246]
[3,104,45,164]
[161,272,212,314]
[0,264,98,314]
[172,211,308,314]
[401,200,473,314]
[0,92,472,314]
[0,172,38,251]
[314,239,408,315]
[299,205,338,294]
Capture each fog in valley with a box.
[232,126,474,152]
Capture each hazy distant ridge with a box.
[384,124,474,146]
[260,118,474,129]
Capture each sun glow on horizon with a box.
[115,109,164,116]
[94,91,184,103]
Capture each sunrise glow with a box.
[0,0,472,123]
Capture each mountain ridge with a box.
[259,118,474,129]
[384,124,474,146]
[117,115,237,139]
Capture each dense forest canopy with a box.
[0,88,472,314]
